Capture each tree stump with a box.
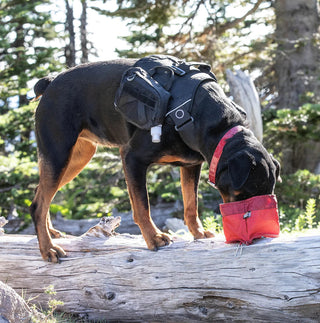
[226,69,263,142]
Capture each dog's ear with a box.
[270,154,282,183]
[228,151,255,190]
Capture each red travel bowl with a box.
[220,194,280,244]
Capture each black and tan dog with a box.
[31,57,280,262]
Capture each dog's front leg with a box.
[120,147,171,250]
[180,164,214,239]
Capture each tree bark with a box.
[80,0,88,64]
[65,0,76,67]
[0,232,319,322]
[275,0,320,110]
[274,0,320,173]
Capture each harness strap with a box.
[209,125,244,185]
[166,99,193,130]
[165,71,215,151]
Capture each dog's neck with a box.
[190,81,248,162]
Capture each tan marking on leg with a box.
[31,160,66,262]
[47,214,63,238]
[120,147,171,250]
[156,155,183,164]
[57,133,97,189]
[32,133,97,262]
[180,165,214,239]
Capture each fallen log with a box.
[0,229,319,322]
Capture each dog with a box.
[30,57,280,262]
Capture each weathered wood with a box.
[0,231,319,322]
[226,69,263,142]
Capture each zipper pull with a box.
[243,211,251,219]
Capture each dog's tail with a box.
[31,76,54,102]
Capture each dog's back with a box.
[35,59,137,148]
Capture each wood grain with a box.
[0,233,319,322]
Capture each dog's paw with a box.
[41,244,67,263]
[145,232,172,251]
[203,230,215,238]
[193,230,215,240]
[49,227,65,239]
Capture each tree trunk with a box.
[80,0,88,64]
[226,69,263,142]
[274,0,320,173]
[0,232,319,322]
[275,0,320,110]
[65,0,76,67]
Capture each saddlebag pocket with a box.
[114,67,171,130]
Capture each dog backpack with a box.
[114,55,217,148]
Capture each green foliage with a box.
[294,198,316,231]
[30,285,64,323]
[263,103,320,174]
[0,101,39,224]
[103,0,275,84]
[50,162,183,220]
[0,153,37,224]
[0,0,62,103]
[305,198,317,229]
[276,170,320,232]
[263,104,320,155]
[52,150,129,219]
[44,285,64,320]
[0,102,37,157]
[201,210,223,234]
[147,165,181,204]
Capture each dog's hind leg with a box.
[48,134,97,239]
[31,162,67,262]
[47,213,62,238]
[120,146,172,251]
[31,134,96,262]
[180,164,214,239]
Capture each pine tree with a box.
[274,0,320,110]
[270,0,320,173]
[0,0,61,110]
[95,0,271,77]
[0,0,62,156]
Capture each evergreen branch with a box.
[217,0,264,34]
[200,0,264,38]
[91,5,150,18]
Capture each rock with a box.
[0,281,43,323]
[165,217,189,233]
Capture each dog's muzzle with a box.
[219,194,280,244]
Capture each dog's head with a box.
[215,130,281,203]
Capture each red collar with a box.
[209,125,244,185]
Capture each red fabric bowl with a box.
[220,194,280,244]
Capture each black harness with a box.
[114,55,217,151]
